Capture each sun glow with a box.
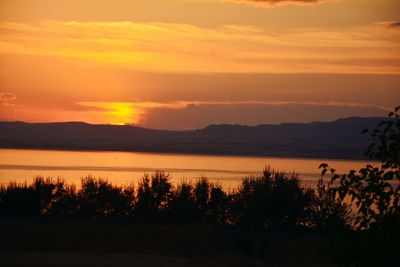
[109,103,136,125]
[79,102,138,125]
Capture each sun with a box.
[108,103,137,125]
[78,102,138,125]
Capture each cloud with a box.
[377,20,400,29]
[138,100,389,130]
[0,92,17,106]
[76,100,390,128]
[387,21,400,29]
[77,101,188,125]
[229,0,323,7]
[0,92,16,102]
[0,20,399,74]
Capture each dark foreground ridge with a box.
[0,117,384,159]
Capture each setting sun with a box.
[79,102,137,125]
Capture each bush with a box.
[0,182,40,216]
[78,176,134,219]
[134,171,172,220]
[306,177,350,231]
[230,167,311,229]
[169,181,197,222]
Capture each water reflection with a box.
[0,149,375,190]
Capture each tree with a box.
[320,106,400,232]
[78,177,134,219]
[307,175,350,231]
[230,167,311,229]
[134,171,172,220]
[169,181,197,222]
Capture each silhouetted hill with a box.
[0,117,384,159]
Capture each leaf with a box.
[319,163,328,169]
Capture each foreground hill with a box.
[0,117,384,159]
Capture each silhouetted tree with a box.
[230,167,311,229]
[134,171,172,220]
[207,183,228,223]
[319,107,400,266]
[169,181,197,222]
[193,178,210,222]
[32,176,56,214]
[47,180,78,217]
[307,176,350,231]
[320,106,400,232]
[0,182,40,216]
[78,177,134,219]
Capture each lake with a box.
[0,149,374,190]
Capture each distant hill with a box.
[0,117,384,160]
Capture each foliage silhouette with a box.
[193,178,210,222]
[307,177,350,232]
[0,169,328,229]
[229,167,312,229]
[169,181,198,222]
[320,106,400,232]
[207,183,228,223]
[78,177,134,219]
[319,106,400,266]
[0,182,40,216]
[47,179,78,217]
[134,171,172,220]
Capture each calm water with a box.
[0,149,374,190]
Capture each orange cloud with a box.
[1,21,399,74]
[236,0,321,4]
[77,101,188,125]
[226,0,325,7]
[0,92,17,106]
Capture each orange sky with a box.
[0,0,399,129]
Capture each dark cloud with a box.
[140,102,387,130]
[387,21,400,28]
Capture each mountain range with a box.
[0,117,384,160]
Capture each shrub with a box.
[0,182,40,216]
[134,171,172,220]
[307,177,350,231]
[230,167,311,229]
[78,176,134,219]
[169,181,197,222]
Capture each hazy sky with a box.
[0,0,399,129]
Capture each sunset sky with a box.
[0,0,399,129]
